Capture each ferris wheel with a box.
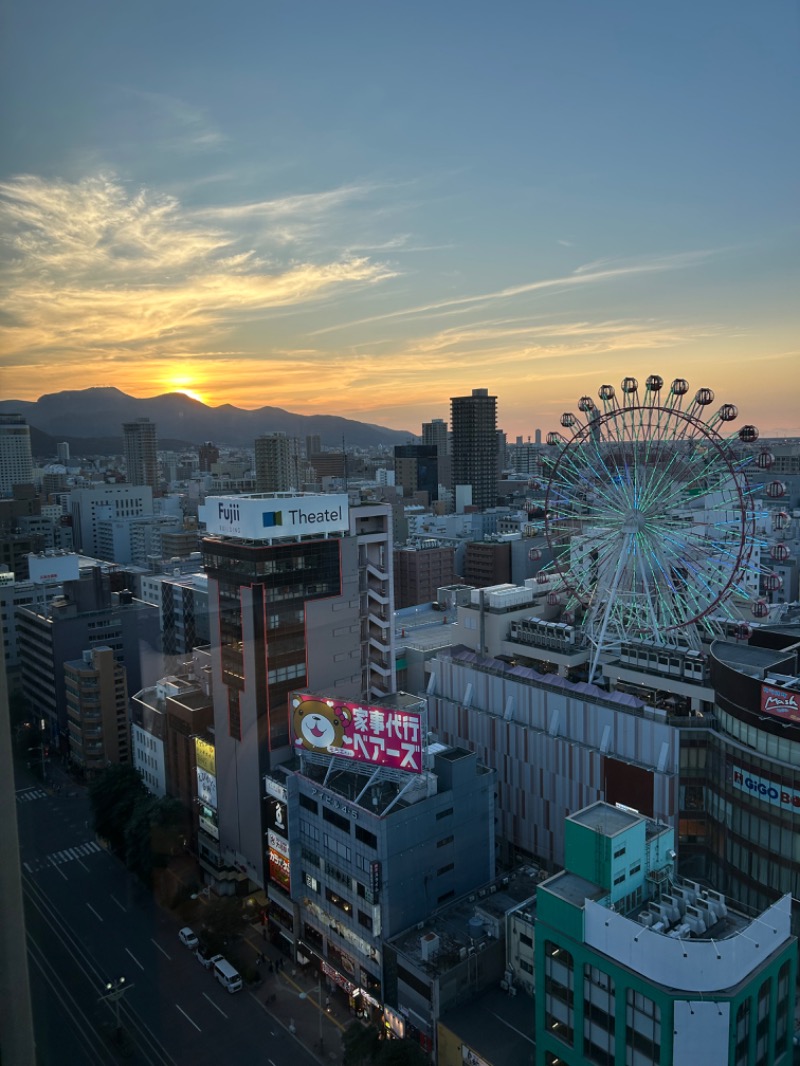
[543,374,769,680]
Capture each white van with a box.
[213,957,243,993]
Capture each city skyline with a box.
[1,2,799,438]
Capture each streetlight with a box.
[39,719,47,784]
[98,977,133,1042]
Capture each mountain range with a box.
[0,388,416,457]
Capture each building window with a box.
[613,873,626,886]
[436,807,453,820]
[437,835,454,848]
[357,910,373,932]
[519,933,533,949]
[613,846,626,859]
[355,825,377,848]
[544,942,574,1047]
[584,965,615,1066]
[325,887,352,917]
[437,863,454,876]
[322,807,350,833]
[299,793,318,814]
[437,889,454,905]
[227,688,241,741]
[735,999,750,1066]
[625,989,660,1065]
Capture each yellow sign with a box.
[195,737,216,775]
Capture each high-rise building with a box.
[123,418,160,495]
[422,418,449,454]
[197,493,394,887]
[0,414,34,498]
[305,434,321,458]
[56,442,70,465]
[255,433,299,493]
[535,801,797,1066]
[450,389,498,510]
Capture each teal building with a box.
[535,802,796,1066]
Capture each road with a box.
[15,764,323,1066]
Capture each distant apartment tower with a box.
[450,389,498,510]
[0,414,34,498]
[198,441,219,473]
[56,442,70,465]
[305,434,321,458]
[197,493,395,887]
[421,418,449,454]
[123,418,160,495]
[64,646,129,777]
[255,433,299,493]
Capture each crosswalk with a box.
[16,788,48,803]
[23,840,102,873]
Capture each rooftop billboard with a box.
[201,494,348,540]
[760,682,800,725]
[290,694,424,773]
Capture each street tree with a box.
[88,764,147,854]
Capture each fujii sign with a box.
[732,765,800,810]
[201,493,349,540]
[760,683,800,725]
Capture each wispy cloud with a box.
[310,250,717,336]
[124,89,226,151]
[0,173,395,366]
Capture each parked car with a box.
[178,927,199,950]
[197,951,224,971]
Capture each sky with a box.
[1,1,798,438]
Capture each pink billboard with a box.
[760,683,800,725]
[290,694,424,773]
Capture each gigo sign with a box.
[201,494,349,540]
[732,766,800,811]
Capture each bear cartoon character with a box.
[291,697,351,754]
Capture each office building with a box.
[536,801,796,1066]
[64,646,129,776]
[56,442,70,465]
[69,484,153,557]
[393,543,455,609]
[450,389,498,511]
[123,418,160,495]
[463,538,512,587]
[0,414,34,498]
[197,493,394,888]
[255,433,300,493]
[393,444,439,503]
[17,566,159,747]
[265,690,496,1027]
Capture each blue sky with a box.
[1,0,798,436]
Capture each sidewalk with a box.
[243,922,350,1064]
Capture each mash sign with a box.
[760,683,800,725]
[201,494,348,540]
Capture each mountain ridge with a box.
[0,389,417,456]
